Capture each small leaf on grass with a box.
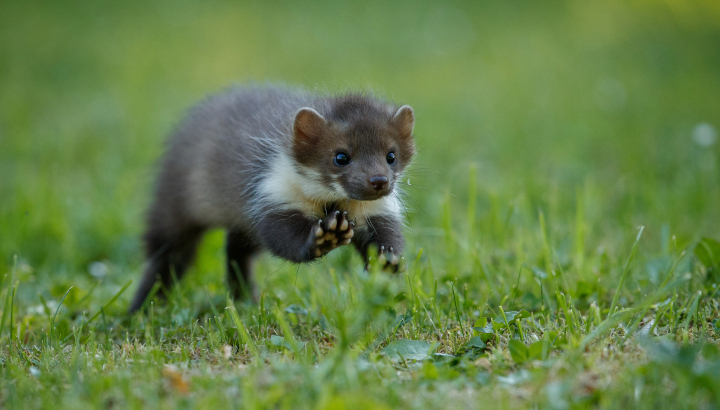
[465,336,486,350]
[422,361,439,379]
[545,330,567,347]
[702,343,719,361]
[694,237,720,268]
[319,314,330,331]
[508,339,529,363]
[509,340,545,364]
[528,340,547,360]
[506,310,531,321]
[473,318,495,341]
[270,335,306,352]
[284,304,308,315]
[493,310,531,329]
[642,339,697,368]
[532,267,548,279]
[473,317,488,329]
[381,339,433,361]
[497,369,531,385]
[655,297,672,308]
[473,317,493,333]
[392,313,413,328]
[431,353,455,363]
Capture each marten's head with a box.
[291,95,416,201]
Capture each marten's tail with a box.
[128,218,205,313]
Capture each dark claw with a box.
[311,210,354,259]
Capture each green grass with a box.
[2,0,720,408]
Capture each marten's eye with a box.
[334,152,350,166]
[386,151,396,165]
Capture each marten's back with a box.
[149,85,312,232]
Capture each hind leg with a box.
[226,229,260,301]
[129,225,205,313]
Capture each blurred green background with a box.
[1,0,719,306]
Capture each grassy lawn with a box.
[2,0,720,408]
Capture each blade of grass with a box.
[450,282,464,334]
[539,210,552,275]
[581,270,687,349]
[608,226,645,319]
[226,305,259,360]
[51,286,73,344]
[62,280,133,343]
[683,291,702,338]
[509,262,524,307]
[0,256,18,340]
[467,163,477,243]
[275,307,304,358]
[574,187,586,268]
[9,284,16,344]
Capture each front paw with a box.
[377,246,407,273]
[310,211,355,258]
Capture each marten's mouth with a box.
[347,188,393,201]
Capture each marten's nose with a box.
[369,175,388,191]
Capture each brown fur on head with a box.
[292,95,416,201]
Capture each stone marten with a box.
[129,85,416,313]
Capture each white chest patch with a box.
[254,152,402,227]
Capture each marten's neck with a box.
[253,150,402,227]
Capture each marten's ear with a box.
[391,105,415,140]
[293,108,327,142]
